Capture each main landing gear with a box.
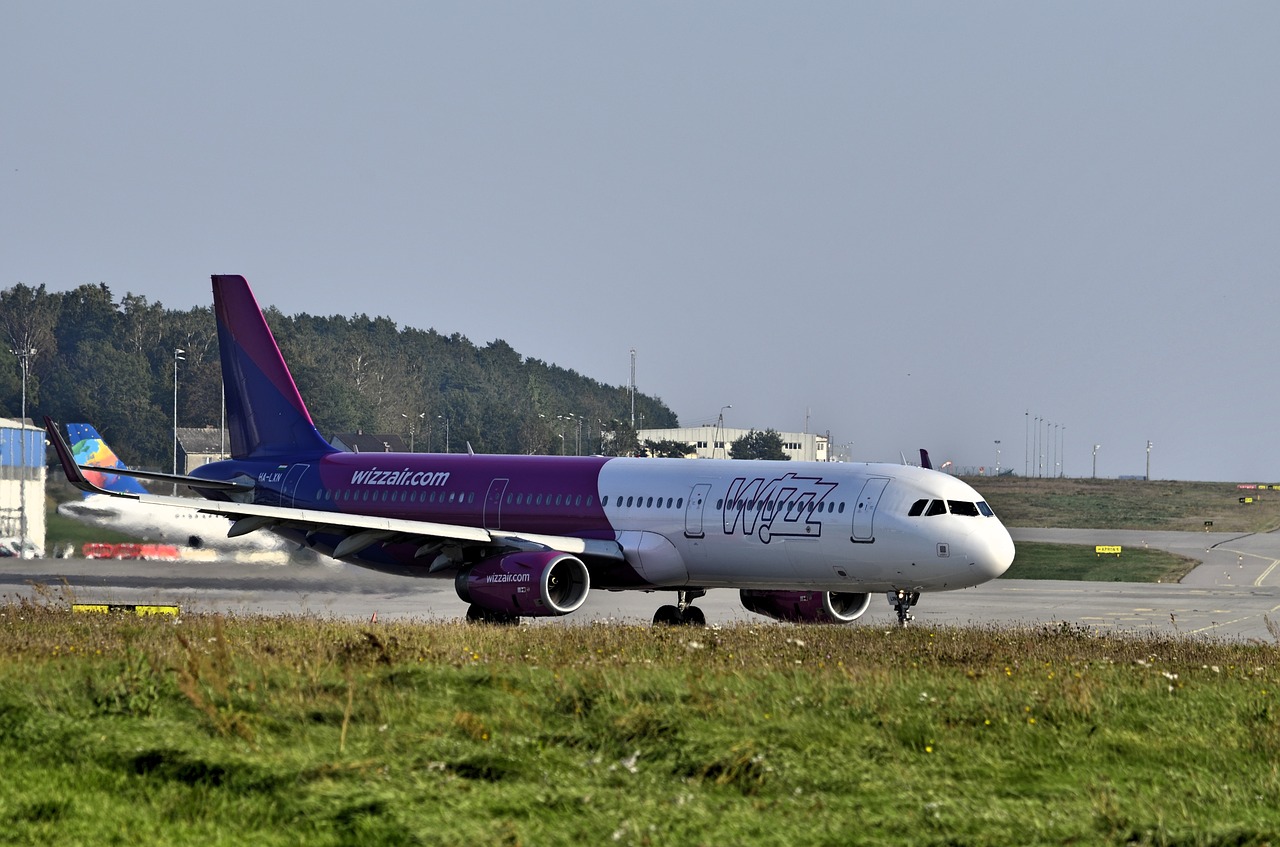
[887,589,920,627]
[653,589,707,627]
[466,604,519,625]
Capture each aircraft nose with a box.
[971,521,1015,582]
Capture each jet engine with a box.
[739,590,872,624]
[456,551,590,617]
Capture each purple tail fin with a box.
[919,449,933,470]
[212,275,336,459]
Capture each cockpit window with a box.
[925,499,948,516]
[978,501,994,517]
[948,500,980,517]
[908,498,928,517]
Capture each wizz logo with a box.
[721,473,837,543]
[349,467,450,486]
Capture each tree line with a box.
[1,282,679,468]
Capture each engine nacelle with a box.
[456,551,590,617]
[739,590,872,624]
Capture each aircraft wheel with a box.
[466,604,519,625]
[681,606,707,627]
[653,604,683,626]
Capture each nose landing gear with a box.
[887,589,920,626]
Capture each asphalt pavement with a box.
[2,528,1279,641]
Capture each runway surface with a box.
[3,527,1280,641]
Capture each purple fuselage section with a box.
[310,452,613,536]
[195,452,641,582]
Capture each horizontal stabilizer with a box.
[45,417,253,497]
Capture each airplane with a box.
[55,423,292,554]
[46,274,1014,626]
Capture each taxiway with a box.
[2,528,1278,641]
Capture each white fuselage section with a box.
[595,459,1013,593]
[57,495,289,552]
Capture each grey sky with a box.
[5,3,1277,481]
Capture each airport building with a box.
[0,417,46,556]
[636,426,830,462]
[176,427,415,473]
[176,426,230,472]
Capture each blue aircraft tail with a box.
[67,423,150,495]
[212,275,337,460]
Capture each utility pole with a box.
[629,349,636,430]
[1146,440,1153,481]
[1054,424,1064,478]
[173,348,185,494]
[715,405,731,459]
[12,347,35,557]
[1024,410,1029,477]
[1033,416,1040,477]
[1092,444,1100,479]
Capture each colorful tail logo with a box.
[67,423,149,495]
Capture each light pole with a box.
[1034,416,1041,477]
[1024,410,1029,477]
[1092,444,1100,479]
[715,405,732,459]
[1052,422,1059,478]
[994,440,1001,477]
[173,348,185,493]
[12,347,35,557]
[402,412,424,452]
[558,414,581,456]
[1146,440,1153,481]
[1060,426,1066,478]
[438,415,450,453]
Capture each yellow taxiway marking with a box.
[1254,559,1280,587]
[1218,546,1280,587]
[71,604,179,617]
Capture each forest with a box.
[0,282,678,468]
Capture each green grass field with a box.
[16,478,1280,844]
[1003,542,1199,582]
[3,605,1279,846]
[968,476,1280,533]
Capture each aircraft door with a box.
[282,464,311,507]
[851,477,890,543]
[484,478,509,530]
[684,483,712,538]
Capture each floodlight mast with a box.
[173,348,185,494]
[12,346,35,557]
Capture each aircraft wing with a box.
[45,417,622,564]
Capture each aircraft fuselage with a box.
[195,452,1012,593]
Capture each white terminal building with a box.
[0,417,46,557]
[636,426,830,462]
